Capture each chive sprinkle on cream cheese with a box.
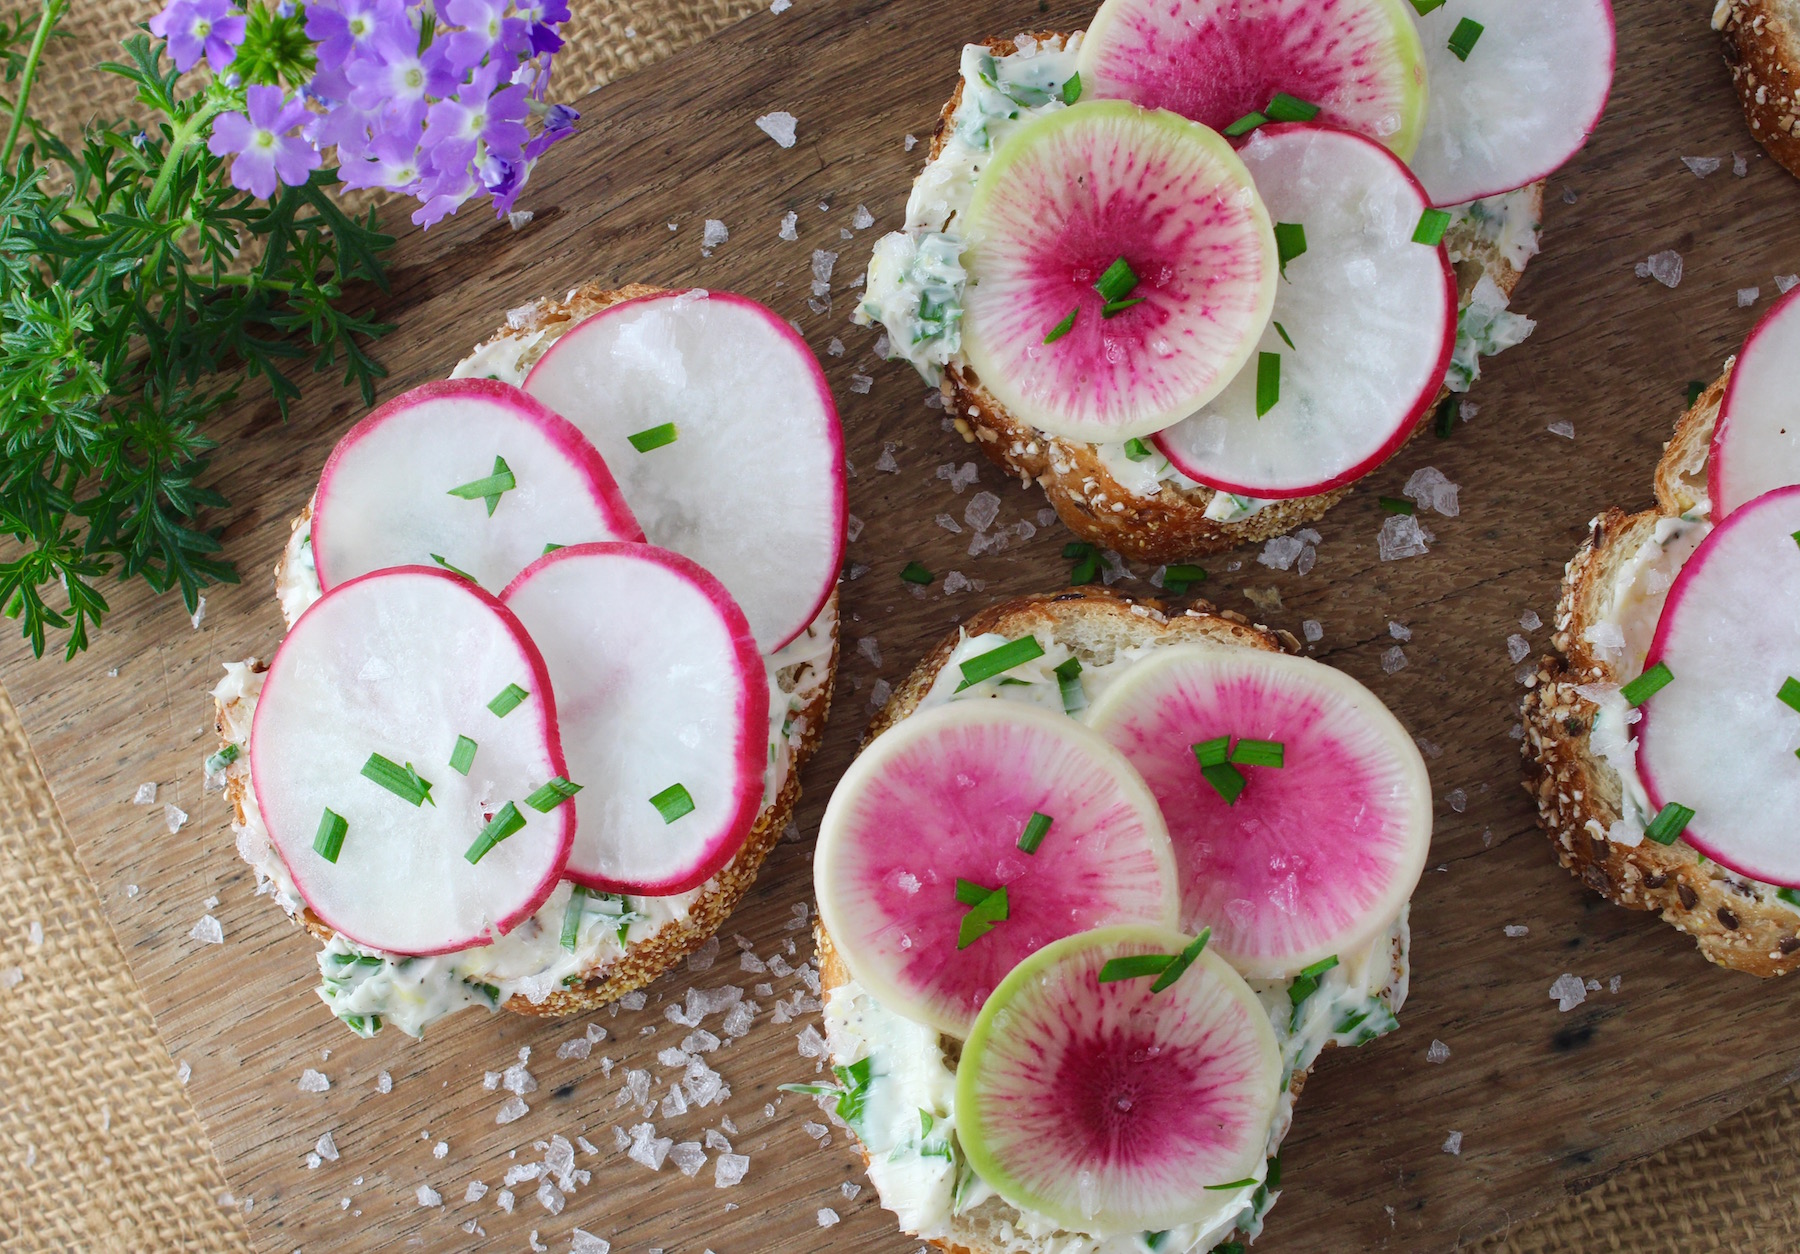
[955,635,1046,690]
[1620,662,1673,708]
[1413,207,1452,246]
[1643,801,1695,846]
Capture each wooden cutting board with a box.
[6,0,1798,1248]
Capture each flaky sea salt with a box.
[536,1180,564,1215]
[1447,788,1467,813]
[1377,514,1430,561]
[964,490,1001,532]
[1635,250,1683,288]
[1381,646,1407,674]
[571,1232,611,1254]
[845,513,864,543]
[715,1152,750,1187]
[818,1208,841,1227]
[1680,155,1720,177]
[1739,287,1761,307]
[315,1131,339,1162]
[670,1142,707,1177]
[770,0,791,12]
[189,914,223,945]
[701,219,729,256]
[1389,621,1412,642]
[1549,973,1587,1011]
[1302,620,1323,643]
[1779,274,1800,295]
[1258,535,1305,570]
[1520,609,1542,632]
[376,1070,392,1093]
[755,111,798,148]
[1442,1131,1463,1156]
[867,679,892,711]
[1507,633,1531,664]
[176,1060,191,1084]
[133,782,157,805]
[1426,1040,1451,1064]
[466,1181,489,1202]
[937,461,979,493]
[165,803,188,834]
[558,1037,592,1061]
[1403,466,1460,516]
[497,1095,529,1124]
[628,1123,673,1170]
[1547,420,1575,439]
[1504,924,1529,938]
[851,204,874,229]
[848,373,873,394]
[417,1184,442,1207]
[778,211,798,241]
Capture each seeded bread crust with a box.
[928,36,1543,563]
[1715,0,1800,180]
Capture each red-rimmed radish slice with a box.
[1077,0,1428,159]
[957,101,1277,443]
[1638,484,1800,886]
[1085,644,1431,978]
[500,542,767,895]
[814,700,1178,1037]
[955,925,1282,1236]
[1710,287,1800,520]
[1407,0,1615,206]
[522,291,844,653]
[1153,124,1455,498]
[311,378,641,594]
[249,567,572,956]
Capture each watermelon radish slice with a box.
[1406,0,1616,206]
[311,378,642,595]
[813,701,1178,1037]
[1638,485,1800,887]
[249,567,572,956]
[956,101,1277,443]
[522,291,844,653]
[1152,124,1456,498]
[1709,286,1800,520]
[955,925,1282,1236]
[1076,0,1428,160]
[1084,644,1431,978]
[501,543,768,895]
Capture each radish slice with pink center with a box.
[957,101,1277,442]
[522,291,844,653]
[1076,0,1428,159]
[1638,485,1800,887]
[1407,0,1615,205]
[814,701,1178,1037]
[1085,645,1430,978]
[1153,124,1456,498]
[1709,287,1800,520]
[312,378,642,594]
[955,925,1281,1236]
[249,567,572,956]
[501,542,767,895]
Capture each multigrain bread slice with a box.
[1713,0,1800,179]
[931,36,1543,563]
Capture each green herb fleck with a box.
[627,422,679,453]
[900,561,934,585]
[1620,662,1673,707]
[1434,395,1458,438]
[1410,0,1446,11]
[1204,1178,1259,1191]
[431,553,477,581]
[1017,811,1053,854]
[1065,542,1102,586]
[204,743,240,775]
[1779,675,1800,714]
[313,808,348,862]
[1273,222,1307,278]
[1061,72,1082,105]
[1447,17,1484,60]
[488,683,530,717]
[1224,110,1268,137]
[832,1057,874,1127]
[1055,656,1086,715]
[1256,351,1280,418]
[650,783,695,824]
[464,801,525,864]
[1150,927,1212,993]
[1287,954,1340,1027]
[1193,735,1231,767]
[1094,257,1138,304]
[1379,496,1416,515]
[1162,563,1206,595]
[1643,801,1694,846]
[1097,953,1174,983]
[447,455,515,516]
[1044,307,1078,344]
[1273,321,1295,350]
[1685,380,1706,408]
[1778,888,1800,907]
[361,754,434,807]
[1123,438,1152,462]
[1412,207,1452,246]
[561,885,588,950]
[1230,738,1285,768]
[956,883,1009,949]
[1101,296,1146,318]
[449,735,478,776]
[1264,93,1320,122]
[525,776,583,812]
[956,635,1045,690]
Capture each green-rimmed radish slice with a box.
[1153,124,1456,498]
[1638,484,1800,886]
[958,101,1277,443]
[1710,286,1800,520]
[955,924,1282,1236]
[1407,0,1615,205]
[1076,0,1428,159]
[814,700,1178,1037]
[249,567,572,956]
[1085,645,1430,978]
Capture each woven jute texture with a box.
[5,3,1800,1252]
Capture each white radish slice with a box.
[1638,485,1800,887]
[501,542,768,895]
[1085,644,1431,978]
[814,700,1179,1037]
[1406,0,1615,206]
[1153,124,1455,498]
[1710,287,1800,520]
[250,567,572,956]
[312,378,642,594]
[522,291,845,653]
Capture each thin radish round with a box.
[1406,0,1615,206]
[501,543,768,895]
[522,291,844,653]
[1638,485,1800,887]
[1710,286,1800,520]
[1076,0,1428,159]
[249,567,572,956]
[1152,124,1456,498]
[1085,644,1431,978]
[955,925,1282,1236]
[957,101,1277,443]
[814,701,1178,1037]
[311,378,642,594]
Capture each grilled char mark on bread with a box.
[1716,0,1800,180]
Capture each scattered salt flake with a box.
[689,935,721,972]
[571,1232,611,1254]
[315,1131,339,1162]
[466,1181,489,1202]
[715,1153,750,1187]
[433,1141,448,1159]
[1447,788,1467,813]
[558,1037,592,1061]
[507,209,534,230]
[755,111,798,148]
[536,1180,565,1215]
[874,443,899,474]
[176,1059,191,1084]
[964,490,1001,532]
[1634,250,1683,288]
[827,337,845,357]
[1507,633,1531,664]
[1549,973,1587,1011]
[670,1142,707,1177]
[1779,274,1800,295]
[818,1208,841,1228]
[841,1181,862,1200]
[1402,466,1460,517]
[165,803,188,834]
[851,205,874,229]
[1739,286,1761,307]
[190,597,207,629]
[706,1128,734,1152]
[497,1095,530,1124]
[1442,1131,1463,1156]
[701,219,729,256]
[1258,535,1305,570]
[937,461,979,493]
[1504,924,1529,937]
[133,782,157,805]
[1426,1040,1451,1064]
[778,211,798,241]
[1521,608,1543,632]
[1377,514,1431,561]
[125,884,139,898]
[1680,155,1721,177]
[1388,621,1412,642]
[187,913,224,945]
[770,0,790,11]
[1609,975,1623,993]
[848,374,873,394]
[802,1121,830,1141]
[376,1070,392,1093]
[27,921,42,946]
[417,1184,442,1207]
[628,1123,673,1171]
[868,678,892,711]
[1547,420,1575,439]
[1381,646,1408,674]
[943,570,974,595]
[904,133,918,150]
[1302,620,1323,643]
[846,513,864,543]
[1585,977,1601,992]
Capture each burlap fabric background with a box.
[2,3,1797,1251]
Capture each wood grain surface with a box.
[4,0,1798,1250]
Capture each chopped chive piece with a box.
[1017,811,1053,854]
[449,735,478,776]
[1063,541,1093,558]
[1123,437,1152,462]
[1779,888,1800,907]
[204,743,240,774]
[488,683,530,716]
[1149,927,1212,993]
[361,753,434,807]
[1264,93,1320,122]
[561,885,588,950]
[650,783,695,823]
[1101,297,1146,318]
[1412,207,1452,246]
[1379,495,1416,515]
[1255,352,1280,418]
[956,884,1009,949]
[1447,17,1484,60]
[1231,738,1285,768]
[465,801,525,864]
[1055,656,1087,715]
[447,455,516,516]
[1409,0,1445,12]
[1163,563,1206,594]
[1620,662,1674,707]
[1273,222,1307,277]
[313,808,348,862]
[1065,542,1102,585]
[1061,72,1081,104]
[1287,953,1340,1025]
[1273,321,1295,350]
[1097,952,1174,983]
[1779,675,1800,714]
[900,561,934,585]
[627,422,679,453]
[1793,529,1800,549]
[956,635,1046,690]
[954,877,996,907]
[431,552,477,581]
[1204,1178,1259,1191]
[1192,736,1232,768]
[525,776,583,812]
[542,542,564,555]
[1643,801,1694,846]
[1433,395,1457,438]
[1044,306,1078,343]
[1094,257,1139,303]
[1685,380,1706,408]
[1202,762,1247,805]
[1224,110,1268,137]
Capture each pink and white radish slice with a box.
[1153,124,1456,498]
[1638,485,1800,887]
[1709,286,1800,520]
[1085,644,1431,978]
[956,101,1277,443]
[250,567,573,956]
[956,925,1282,1236]
[501,543,767,895]
[814,700,1178,1037]
[522,291,844,653]
[1406,0,1615,206]
[311,378,641,595]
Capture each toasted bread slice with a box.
[1714,0,1800,180]
[930,36,1543,563]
